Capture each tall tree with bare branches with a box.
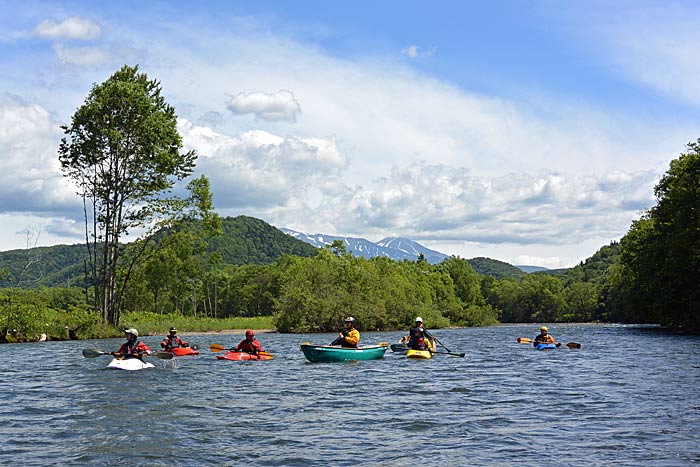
[59,65,197,325]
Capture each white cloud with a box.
[226,90,301,122]
[104,22,685,267]
[34,17,101,40]
[401,45,436,58]
[179,115,661,267]
[178,119,347,210]
[2,8,692,267]
[0,94,76,215]
[52,43,109,67]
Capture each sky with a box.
[1,0,699,268]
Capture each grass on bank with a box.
[121,312,275,336]
[1,304,276,342]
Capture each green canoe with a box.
[300,342,389,362]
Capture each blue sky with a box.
[1,1,698,267]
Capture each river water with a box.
[1,323,698,466]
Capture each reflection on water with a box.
[1,324,699,466]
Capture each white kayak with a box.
[107,358,155,371]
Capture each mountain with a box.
[280,229,448,264]
[0,216,318,288]
[467,257,527,280]
[205,216,318,265]
[376,237,448,264]
[516,265,550,273]
[559,241,620,284]
[0,243,86,288]
[1,216,564,288]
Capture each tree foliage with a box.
[58,65,197,325]
[613,140,700,330]
[273,252,494,332]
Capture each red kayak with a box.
[216,350,273,361]
[168,347,200,356]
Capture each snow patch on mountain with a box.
[280,228,449,264]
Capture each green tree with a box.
[617,140,700,329]
[58,65,197,325]
[562,281,600,322]
[328,240,347,257]
[438,256,483,307]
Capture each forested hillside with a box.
[560,242,621,285]
[0,216,318,288]
[467,257,527,280]
[0,244,86,288]
[206,216,318,264]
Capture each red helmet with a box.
[245,330,254,338]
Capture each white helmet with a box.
[415,317,423,323]
[124,328,138,337]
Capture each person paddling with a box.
[112,328,151,357]
[330,317,360,347]
[232,330,265,355]
[404,317,434,351]
[533,326,560,348]
[161,327,189,350]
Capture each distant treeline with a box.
[0,240,616,341]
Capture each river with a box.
[1,323,698,466]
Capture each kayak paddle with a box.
[516,337,581,349]
[209,343,227,352]
[430,350,466,357]
[82,349,110,358]
[428,334,465,356]
[81,349,174,359]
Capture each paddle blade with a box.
[433,350,466,357]
[150,351,174,360]
[516,337,532,344]
[209,343,227,353]
[82,349,106,358]
[565,342,582,349]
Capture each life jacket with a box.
[340,328,360,347]
[535,334,556,344]
[409,326,428,349]
[162,335,184,349]
[119,339,148,356]
[236,339,262,353]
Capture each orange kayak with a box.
[168,347,200,356]
[216,351,273,361]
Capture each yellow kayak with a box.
[406,338,436,359]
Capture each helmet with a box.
[245,330,255,338]
[124,328,138,337]
[169,327,177,333]
[541,326,548,331]
[415,316,423,323]
[344,317,355,323]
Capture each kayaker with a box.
[112,328,151,357]
[405,317,433,350]
[533,326,560,348]
[232,330,265,355]
[161,327,189,350]
[330,317,360,347]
